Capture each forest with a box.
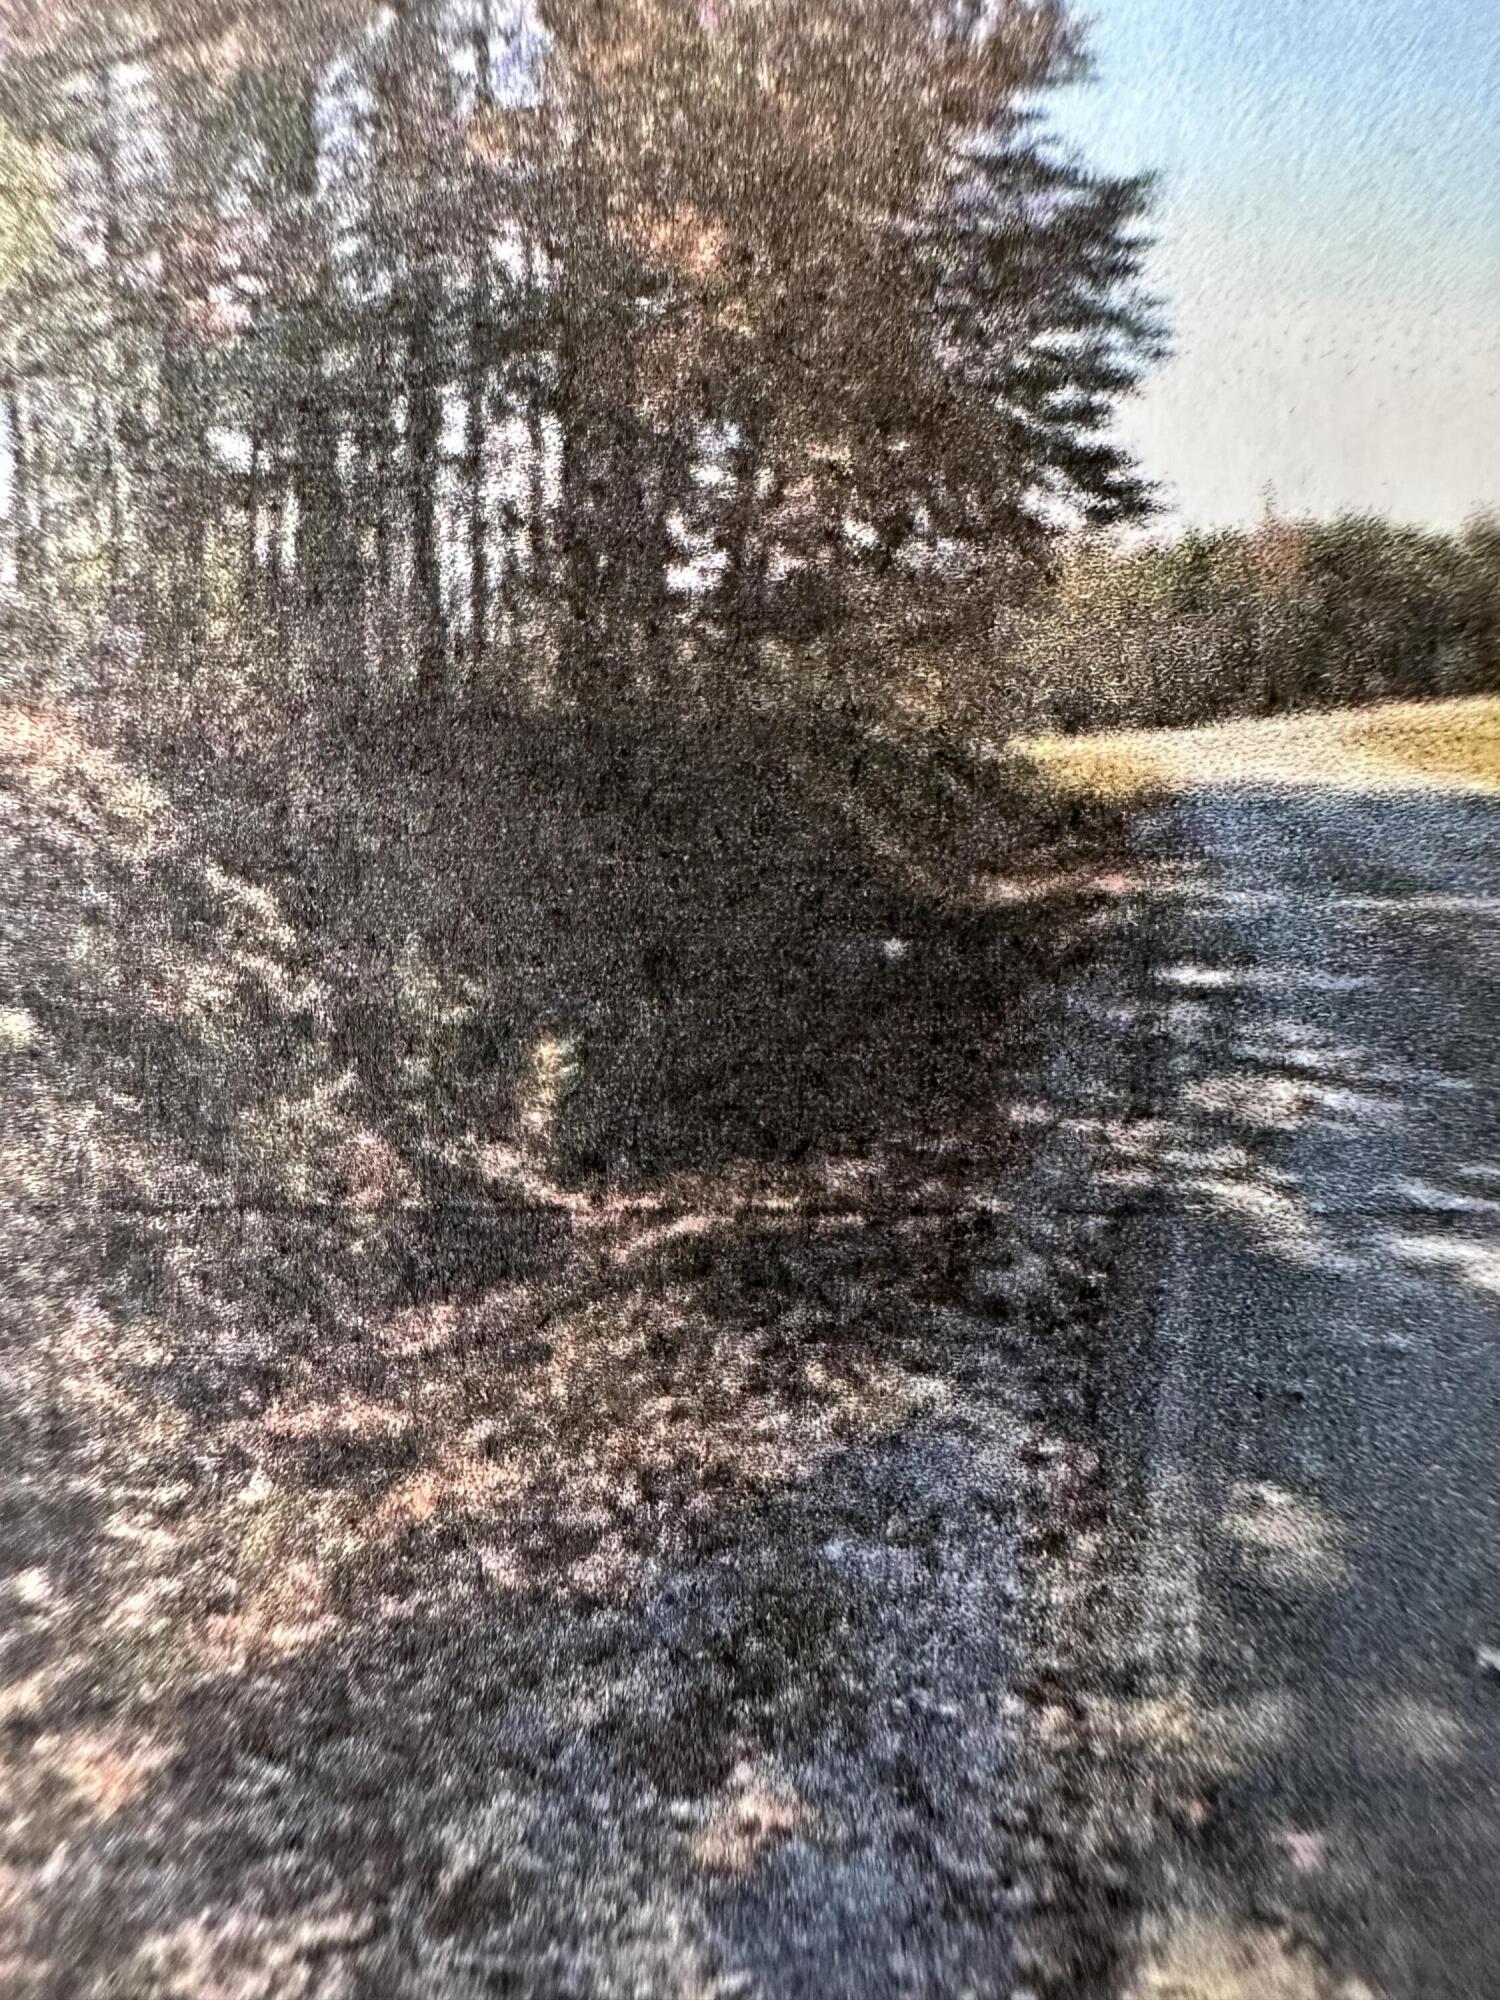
[1012,511,1500,735]
[0,0,1163,739]
[6,3,1491,750]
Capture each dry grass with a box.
[1002,734,1169,802]
[0,680,1146,1997]
[1126,1916,1380,2000]
[1011,696,1500,799]
[1334,695,1500,787]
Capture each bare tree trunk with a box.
[527,402,549,594]
[407,293,447,698]
[374,430,394,679]
[524,239,551,608]
[467,366,489,676]
[554,283,603,697]
[722,415,767,654]
[467,186,490,676]
[4,388,34,600]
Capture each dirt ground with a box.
[1,691,1165,1999]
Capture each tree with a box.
[3,0,1169,718]
[927,111,1164,543]
[529,0,1162,670]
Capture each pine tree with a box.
[925,109,1165,545]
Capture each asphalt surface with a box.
[1118,768,1500,2000]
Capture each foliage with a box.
[0,0,1161,716]
[1012,511,1500,733]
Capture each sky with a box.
[1051,0,1500,531]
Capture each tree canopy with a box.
[0,0,1163,713]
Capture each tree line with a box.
[1009,511,1500,735]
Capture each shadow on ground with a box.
[1074,781,1500,2000]
[1,686,1142,1998]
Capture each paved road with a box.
[1119,767,1500,2000]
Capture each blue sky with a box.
[1050,0,1500,529]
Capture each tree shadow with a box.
[0,680,1143,1996]
[1098,781,1500,2000]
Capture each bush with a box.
[1010,511,1500,732]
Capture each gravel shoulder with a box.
[1107,754,1500,2000]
